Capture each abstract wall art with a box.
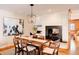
[3,17,24,36]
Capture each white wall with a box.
[35,11,69,42]
[0,9,33,47]
[0,9,69,48]
[0,9,78,48]
[71,10,79,19]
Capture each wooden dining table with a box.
[16,36,49,54]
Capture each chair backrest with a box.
[13,36,21,48]
[53,39,60,48]
[49,41,56,48]
[21,39,28,51]
[50,40,60,54]
[55,41,60,51]
[21,39,28,46]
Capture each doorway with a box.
[69,19,79,54]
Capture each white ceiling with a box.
[0,4,79,16]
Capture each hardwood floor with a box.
[0,47,69,55]
[59,48,69,55]
[0,41,79,55]
[70,38,79,55]
[0,45,14,51]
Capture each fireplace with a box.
[45,26,62,42]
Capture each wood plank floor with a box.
[0,40,79,55]
[0,47,70,55]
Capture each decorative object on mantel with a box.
[3,17,24,36]
[33,25,37,34]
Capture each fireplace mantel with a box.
[45,26,62,42]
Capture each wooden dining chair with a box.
[13,36,22,55]
[31,41,43,55]
[53,41,60,55]
[21,39,37,55]
[41,41,57,55]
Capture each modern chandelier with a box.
[29,4,36,24]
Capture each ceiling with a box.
[0,4,79,16]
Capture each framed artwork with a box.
[3,17,24,36]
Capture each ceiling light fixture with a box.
[29,4,36,24]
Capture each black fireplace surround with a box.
[45,26,62,42]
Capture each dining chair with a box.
[53,40,60,55]
[21,39,37,55]
[13,36,22,55]
[41,40,57,55]
[31,41,43,55]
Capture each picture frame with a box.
[3,17,24,36]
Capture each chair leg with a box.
[22,51,28,55]
[15,48,17,55]
[18,52,20,55]
[27,52,29,55]
[40,49,43,55]
[15,48,22,55]
[34,49,36,55]
[22,50,24,55]
[56,51,58,55]
[26,51,28,55]
[38,49,40,55]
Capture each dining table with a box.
[16,36,49,54]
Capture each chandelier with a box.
[29,4,36,24]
